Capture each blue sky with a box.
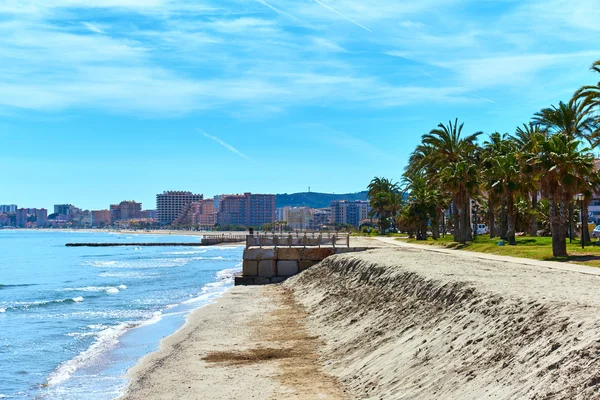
[0,0,599,211]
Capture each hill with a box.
[275,191,368,209]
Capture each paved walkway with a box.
[355,236,600,277]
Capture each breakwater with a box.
[66,235,246,247]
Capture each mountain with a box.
[276,191,368,209]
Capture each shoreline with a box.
[122,286,345,400]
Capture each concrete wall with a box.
[235,246,370,285]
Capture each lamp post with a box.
[576,193,584,249]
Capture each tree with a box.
[574,60,600,131]
[420,119,481,243]
[511,123,547,236]
[367,177,401,233]
[530,134,595,257]
[534,99,598,242]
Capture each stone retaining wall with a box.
[235,246,370,285]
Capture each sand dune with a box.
[285,246,600,399]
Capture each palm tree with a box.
[367,177,400,232]
[574,60,600,128]
[511,123,548,236]
[534,99,598,242]
[420,119,481,243]
[530,134,596,257]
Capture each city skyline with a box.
[1,1,598,208]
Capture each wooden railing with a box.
[246,233,350,248]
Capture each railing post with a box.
[332,235,336,249]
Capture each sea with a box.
[0,230,243,399]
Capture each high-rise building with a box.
[15,208,47,227]
[140,210,157,220]
[216,193,276,227]
[0,205,17,213]
[309,208,331,230]
[16,208,28,227]
[330,200,371,227]
[156,191,203,225]
[34,209,48,227]
[173,199,215,228]
[110,201,142,222]
[281,206,312,230]
[54,204,79,216]
[92,210,111,227]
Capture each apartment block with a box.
[91,210,111,227]
[330,200,371,227]
[281,206,313,230]
[0,205,17,213]
[110,201,142,222]
[173,199,215,228]
[157,191,203,225]
[216,193,276,227]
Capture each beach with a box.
[123,286,345,399]
[123,238,600,399]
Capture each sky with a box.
[0,0,599,211]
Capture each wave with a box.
[47,312,164,387]
[85,256,226,269]
[163,250,207,255]
[2,297,84,312]
[0,284,37,290]
[62,285,127,294]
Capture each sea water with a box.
[0,230,242,399]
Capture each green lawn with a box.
[400,234,600,267]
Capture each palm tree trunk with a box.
[488,194,496,239]
[431,210,440,240]
[582,199,590,243]
[568,202,574,243]
[500,196,508,240]
[465,200,472,242]
[453,201,460,242]
[550,199,568,257]
[530,193,538,237]
[507,192,516,245]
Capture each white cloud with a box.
[399,20,425,29]
[311,37,346,52]
[83,22,105,34]
[197,129,256,163]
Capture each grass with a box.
[401,234,600,267]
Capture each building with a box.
[309,208,331,230]
[281,206,312,230]
[16,208,28,227]
[330,200,371,227]
[91,210,111,227]
[157,191,203,225]
[54,204,80,216]
[15,208,47,228]
[140,210,157,220]
[110,201,142,222]
[216,193,276,227]
[173,199,215,229]
[0,205,17,213]
[34,209,48,227]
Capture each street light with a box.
[576,193,584,249]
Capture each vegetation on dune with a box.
[367,59,600,258]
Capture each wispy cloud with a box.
[197,128,256,163]
[254,0,302,22]
[83,22,105,34]
[312,0,372,32]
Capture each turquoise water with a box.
[0,230,242,399]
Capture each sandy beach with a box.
[124,239,600,399]
[123,286,345,400]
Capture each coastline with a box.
[122,286,345,400]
